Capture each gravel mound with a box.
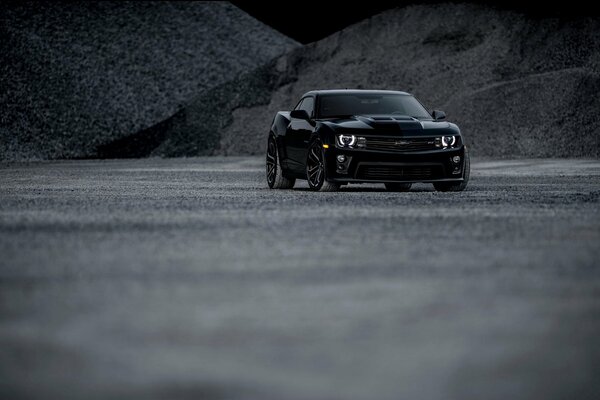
[0,1,297,160]
[158,3,599,158]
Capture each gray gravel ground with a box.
[1,157,599,400]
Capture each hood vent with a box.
[357,115,423,131]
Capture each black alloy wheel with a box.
[266,136,295,189]
[306,142,339,192]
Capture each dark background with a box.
[233,0,599,43]
[1,1,598,160]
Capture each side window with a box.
[300,97,314,117]
[294,99,304,111]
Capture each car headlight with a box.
[441,135,456,148]
[337,134,356,148]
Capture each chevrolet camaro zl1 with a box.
[266,89,469,192]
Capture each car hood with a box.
[320,115,457,135]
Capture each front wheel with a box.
[266,136,295,189]
[306,142,339,192]
[433,148,470,192]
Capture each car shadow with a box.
[292,184,436,192]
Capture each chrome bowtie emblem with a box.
[395,140,410,145]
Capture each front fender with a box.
[270,111,292,169]
[271,111,291,138]
[313,122,337,148]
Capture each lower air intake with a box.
[356,164,443,181]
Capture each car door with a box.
[286,96,315,172]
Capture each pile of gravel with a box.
[156,3,599,158]
[0,1,297,160]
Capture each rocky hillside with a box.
[0,1,297,160]
[152,3,599,158]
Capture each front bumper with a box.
[324,146,466,184]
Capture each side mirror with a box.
[431,110,446,121]
[290,109,310,120]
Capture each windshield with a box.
[317,93,431,119]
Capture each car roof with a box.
[301,89,411,97]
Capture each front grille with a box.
[356,164,443,181]
[365,137,438,152]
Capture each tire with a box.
[385,183,412,192]
[266,135,295,189]
[433,147,470,192]
[306,141,339,192]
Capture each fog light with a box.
[452,156,461,164]
[337,155,346,163]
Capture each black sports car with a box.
[266,89,469,192]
